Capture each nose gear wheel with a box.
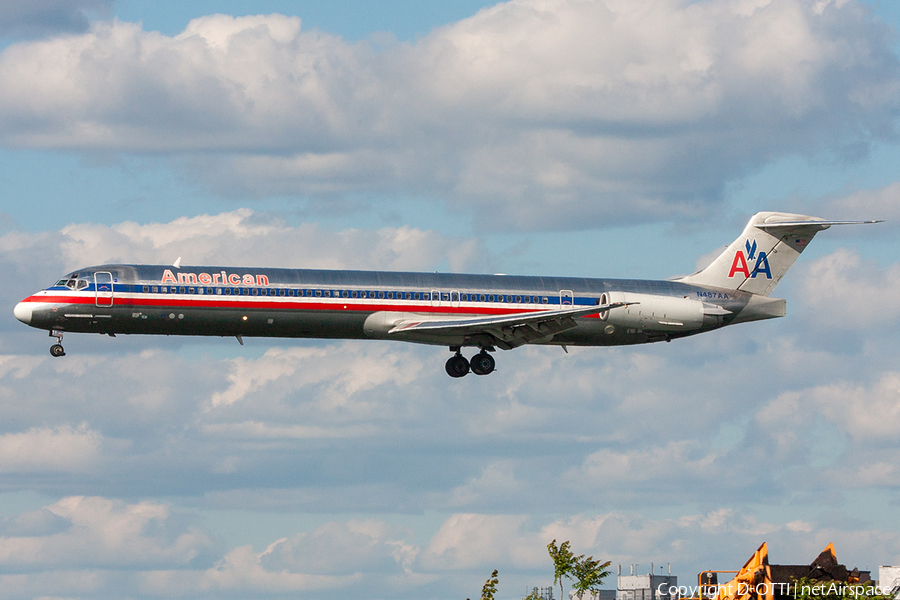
[49,331,66,357]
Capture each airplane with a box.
[13,211,879,377]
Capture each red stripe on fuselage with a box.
[22,291,550,318]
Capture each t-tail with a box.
[678,211,881,296]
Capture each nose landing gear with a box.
[445,348,495,378]
[49,331,65,357]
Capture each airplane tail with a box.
[678,211,875,296]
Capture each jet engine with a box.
[600,292,707,331]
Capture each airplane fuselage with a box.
[14,263,775,349]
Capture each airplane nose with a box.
[14,301,33,325]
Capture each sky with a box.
[1,1,899,599]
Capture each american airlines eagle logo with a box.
[728,239,772,279]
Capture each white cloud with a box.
[798,248,900,327]
[208,344,424,410]
[0,1,896,228]
[809,371,900,441]
[564,441,720,488]
[419,513,533,570]
[0,424,101,473]
[259,519,419,575]
[0,496,214,570]
[826,182,900,225]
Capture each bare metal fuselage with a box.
[14,264,781,349]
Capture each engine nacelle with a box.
[600,292,705,332]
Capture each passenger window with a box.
[224,288,231,295]
[188,287,195,294]
[152,286,159,293]
[542,297,549,304]
[279,289,286,297]
[143,286,149,293]
[251,288,258,296]
[180,287,186,294]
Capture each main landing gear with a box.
[49,331,65,357]
[445,348,495,378]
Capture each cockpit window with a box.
[59,279,88,290]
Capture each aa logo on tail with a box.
[728,239,772,279]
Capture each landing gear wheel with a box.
[470,351,495,375]
[445,354,470,378]
[50,344,66,357]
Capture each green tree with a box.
[548,539,577,599]
[571,554,612,600]
[469,569,500,600]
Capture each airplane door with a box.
[450,290,461,308]
[560,289,574,306]
[95,272,114,307]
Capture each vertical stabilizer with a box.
[678,212,836,296]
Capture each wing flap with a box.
[388,302,631,349]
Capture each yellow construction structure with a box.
[692,542,872,600]
[710,543,774,600]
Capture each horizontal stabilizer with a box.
[756,219,882,231]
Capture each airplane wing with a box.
[388,302,630,349]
